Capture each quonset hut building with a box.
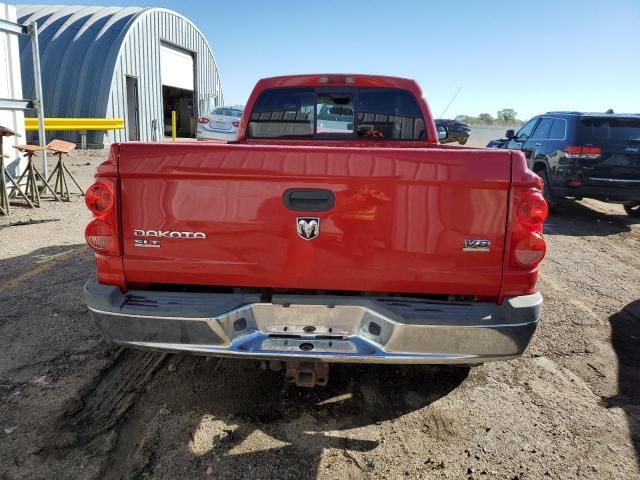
[17,5,224,146]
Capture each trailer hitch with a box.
[285,361,329,387]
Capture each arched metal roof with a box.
[17,5,144,117]
[16,5,223,143]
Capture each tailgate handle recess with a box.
[283,189,335,212]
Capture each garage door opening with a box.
[160,43,195,138]
[163,85,194,137]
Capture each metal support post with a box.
[0,155,9,214]
[29,22,47,176]
[79,130,87,149]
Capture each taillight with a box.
[510,188,548,269]
[232,121,240,128]
[513,232,546,267]
[516,195,548,228]
[85,178,120,256]
[85,182,113,214]
[85,218,113,252]
[564,145,601,159]
[198,117,209,124]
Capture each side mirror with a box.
[437,125,448,141]
[505,129,515,139]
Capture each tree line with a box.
[454,109,523,126]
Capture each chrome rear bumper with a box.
[84,281,542,364]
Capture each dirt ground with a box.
[1,148,639,480]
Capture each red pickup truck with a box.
[83,74,547,386]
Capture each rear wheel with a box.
[535,167,556,211]
[624,201,640,218]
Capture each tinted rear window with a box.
[248,87,425,140]
[213,108,243,117]
[578,117,640,147]
[357,88,425,140]
[248,88,315,138]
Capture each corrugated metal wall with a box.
[17,5,223,146]
[107,8,222,143]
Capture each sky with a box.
[15,0,640,120]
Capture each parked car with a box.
[488,112,640,216]
[83,74,547,387]
[197,106,244,141]
[435,119,471,144]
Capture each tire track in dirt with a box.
[100,354,198,479]
[39,349,167,465]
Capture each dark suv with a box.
[488,112,640,217]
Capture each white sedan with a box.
[197,106,243,141]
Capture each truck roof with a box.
[253,74,423,92]
[238,73,437,144]
[545,111,640,118]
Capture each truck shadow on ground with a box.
[543,200,640,237]
[0,243,86,288]
[606,300,640,468]
[126,357,470,479]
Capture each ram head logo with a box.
[296,217,320,241]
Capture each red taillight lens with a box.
[85,179,120,256]
[517,195,548,228]
[85,182,113,214]
[85,218,113,252]
[510,188,548,268]
[582,146,601,155]
[198,117,209,124]
[232,121,240,128]
[564,146,582,155]
[564,145,601,159]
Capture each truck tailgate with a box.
[118,143,512,297]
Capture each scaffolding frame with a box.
[0,17,47,176]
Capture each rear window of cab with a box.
[248,87,426,140]
[578,116,640,147]
[212,108,242,117]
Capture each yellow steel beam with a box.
[24,118,124,131]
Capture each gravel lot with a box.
[0,146,639,480]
